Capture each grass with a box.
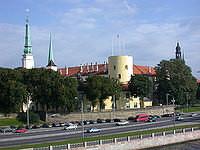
[0,118,25,126]
[0,118,45,127]
[1,123,200,150]
[176,105,200,113]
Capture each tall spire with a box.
[48,33,54,64]
[23,9,32,55]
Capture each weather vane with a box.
[26,9,30,23]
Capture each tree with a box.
[128,74,152,101]
[197,83,200,100]
[155,59,198,105]
[82,76,121,111]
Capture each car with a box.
[87,127,101,133]
[0,127,14,132]
[175,116,184,121]
[32,124,40,129]
[154,115,162,118]
[97,119,106,123]
[147,117,158,122]
[42,123,52,128]
[105,119,114,123]
[116,120,129,126]
[52,123,60,127]
[83,120,90,125]
[162,114,173,117]
[64,124,77,130]
[26,125,32,129]
[113,118,121,122]
[190,113,197,117]
[10,126,17,130]
[89,120,97,124]
[71,121,79,125]
[59,123,65,127]
[15,127,27,133]
[134,114,149,122]
[128,117,135,120]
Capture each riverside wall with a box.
[47,106,174,122]
[86,130,200,150]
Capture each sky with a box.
[0,0,200,78]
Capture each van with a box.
[134,114,149,122]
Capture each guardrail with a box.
[33,127,200,150]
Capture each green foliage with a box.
[18,112,40,124]
[0,118,25,126]
[0,67,79,113]
[197,83,200,100]
[82,76,121,111]
[155,59,198,105]
[128,74,152,100]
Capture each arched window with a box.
[125,65,128,70]
[118,74,121,79]
[114,65,116,70]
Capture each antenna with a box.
[117,34,121,55]
[123,39,125,55]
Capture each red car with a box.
[15,127,27,133]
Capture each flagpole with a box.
[118,34,121,55]
[112,36,114,56]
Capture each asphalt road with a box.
[0,112,200,148]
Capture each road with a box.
[0,112,200,148]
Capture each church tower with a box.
[175,42,182,59]
[22,9,34,69]
[46,34,57,71]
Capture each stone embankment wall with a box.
[88,130,200,150]
[47,106,173,122]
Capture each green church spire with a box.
[23,9,32,55]
[48,33,54,64]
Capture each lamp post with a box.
[27,96,30,127]
[77,73,84,139]
[166,94,170,107]
[171,97,175,127]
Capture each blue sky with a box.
[0,0,200,78]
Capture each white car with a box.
[87,127,101,133]
[190,113,197,117]
[116,120,129,126]
[64,125,77,130]
[175,116,184,121]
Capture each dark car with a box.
[89,120,97,124]
[42,123,52,128]
[32,124,40,129]
[128,117,135,120]
[83,120,90,125]
[18,125,25,128]
[105,119,114,123]
[147,117,158,122]
[10,126,17,130]
[52,123,60,127]
[113,118,121,122]
[97,119,106,123]
[162,114,173,117]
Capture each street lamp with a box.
[171,97,175,127]
[27,96,30,127]
[77,73,84,139]
[166,94,170,107]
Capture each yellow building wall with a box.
[83,91,140,111]
[108,55,133,84]
[142,101,152,108]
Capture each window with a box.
[134,94,137,98]
[87,105,91,111]
[126,93,130,99]
[118,74,121,79]
[134,102,138,108]
[125,65,128,70]
[126,102,130,108]
[114,65,116,70]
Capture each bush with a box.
[18,112,40,124]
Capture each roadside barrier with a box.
[32,127,200,150]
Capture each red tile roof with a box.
[58,64,155,77]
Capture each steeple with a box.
[175,42,181,59]
[48,33,54,64]
[23,9,32,55]
[46,34,57,71]
[22,9,34,69]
